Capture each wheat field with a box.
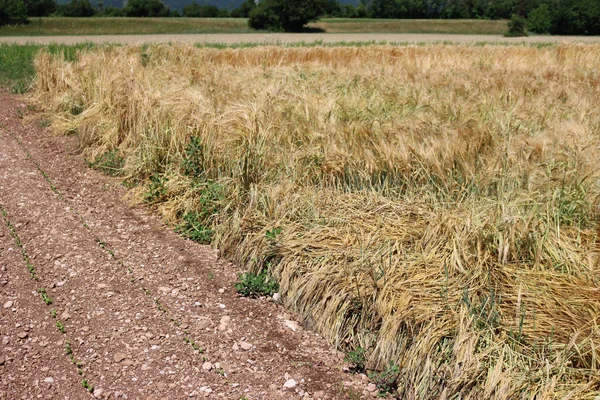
[33,44,600,398]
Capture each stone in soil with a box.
[240,341,253,351]
[283,379,297,389]
[3,301,13,309]
[113,352,128,363]
[285,320,300,331]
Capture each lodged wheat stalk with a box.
[34,43,600,399]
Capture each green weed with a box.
[88,149,125,177]
[81,379,93,393]
[182,135,205,178]
[176,211,213,244]
[56,320,66,334]
[265,227,282,241]
[368,362,400,396]
[144,173,168,203]
[37,288,52,305]
[462,288,501,331]
[175,180,222,244]
[344,347,366,373]
[235,269,279,298]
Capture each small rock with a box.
[55,281,66,287]
[113,353,128,363]
[218,316,230,331]
[197,319,211,330]
[122,359,134,367]
[283,379,297,389]
[313,391,325,399]
[232,343,239,351]
[284,320,300,332]
[240,342,253,351]
[93,388,104,398]
[43,377,54,384]
[97,284,107,289]
[202,362,212,371]
[0,356,5,366]
[272,293,281,302]
[366,383,377,393]
[61,311,71,321]
[17,331,28,340]
[3,301,13,309]
[218,289,225,294]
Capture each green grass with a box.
[0,17,508,36]
[0,17,252,36]
[312,18,508,34]
[0,43,95,93]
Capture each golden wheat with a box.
[33,43,600,399]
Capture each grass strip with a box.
[0,17,507,37]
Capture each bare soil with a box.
[0,93,371,399]
[1,33,600,45]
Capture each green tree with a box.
[123,0,169,17]
[24,0,57,17]
[56,0,95,17]
[231,0,256,18]
[183,3,228,17]
[99,5,123,16]
[550,0,600,35]
[0,0,29,26]
[248,0,330,32]
[527,3,552,33]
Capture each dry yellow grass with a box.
[33,44,600,398]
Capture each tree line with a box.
[1,0,599,35]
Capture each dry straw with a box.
[34,43,600,398]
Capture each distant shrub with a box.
[527,4,552,34]
[0,0,29,26]
[505,14,528,37]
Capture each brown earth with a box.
[1,33,600,45]
[0,92,373,399]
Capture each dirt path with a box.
[0,93,370,399]
[1,33,600,45]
